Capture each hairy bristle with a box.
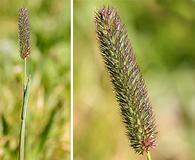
[95,6,157,154]
[18,8,31,59]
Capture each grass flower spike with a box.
[19,8,31,59]
[18,7,31,160]
[95,7,157,158]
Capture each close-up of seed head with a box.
[95,6,157,155]
[18,8,31,59]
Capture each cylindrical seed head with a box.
[18,8,31,59]
[95,7,157,155]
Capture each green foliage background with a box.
[0,0,70,159]
[74,0,195,160]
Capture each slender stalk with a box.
[19,76,30,160]
[24,58,27,85]
[19,119,25,160]
[147,151,152,160]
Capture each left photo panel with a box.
[0,1,70,160]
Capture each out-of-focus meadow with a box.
[74,0,195,160]
[0,0,70,159]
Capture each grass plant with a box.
[18,7,31,160]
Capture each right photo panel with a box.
[74,0,195,160]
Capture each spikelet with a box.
[18,8,31,59]
[95,7,157,154]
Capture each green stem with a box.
[147,151,152,160]
[19,76,30,160]
[24,58,27,85]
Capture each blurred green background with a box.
[0,0,70,160]
[74,0,195,160]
